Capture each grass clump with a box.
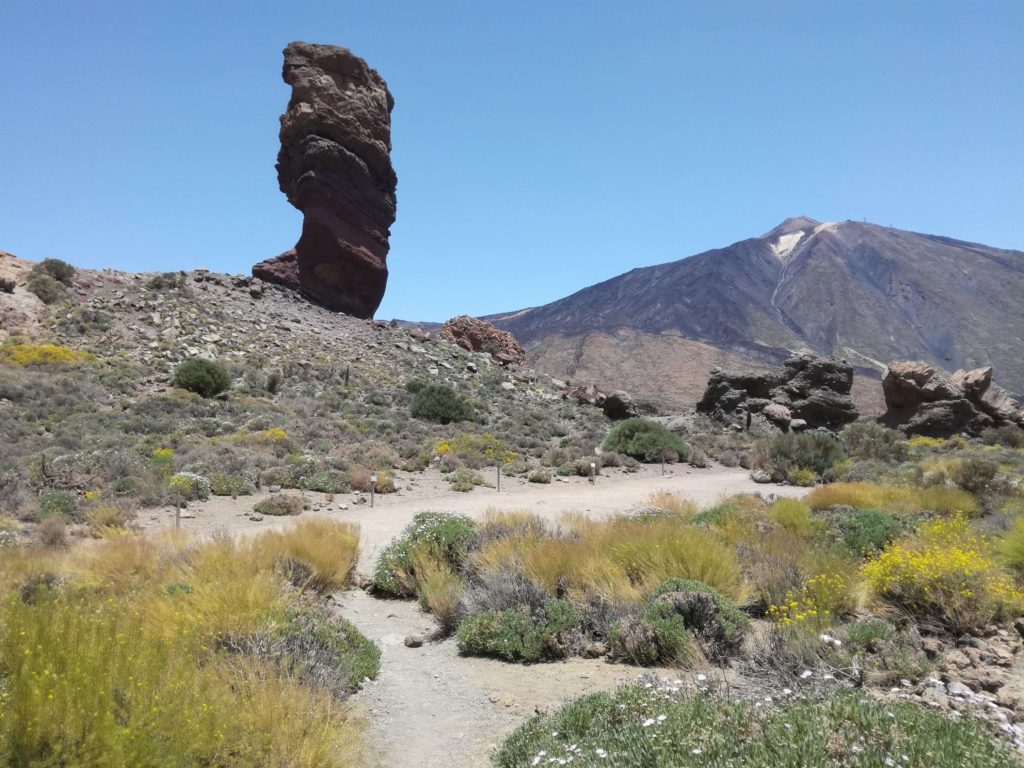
[373,511,477,596]
[172,357,232,398]
[456,598,577,662]
[808,481,980,517]
[601,418,686,462]
[253,518,360,593]
[494,686,1018,768]
[410,384,473,424]
[862,514,1024,632]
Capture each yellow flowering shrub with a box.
[434,433,518,466]
[0,343,90,366]
[908,436,946,449]
[767,573,854,631]
[862,514,1024,631]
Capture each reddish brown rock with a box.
[564,384,606,407]
[253,42,397,318]
[439,315,526,366]
[881,361,1024,436]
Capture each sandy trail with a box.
[140,465,808,767]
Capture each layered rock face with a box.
[440,315,526,366]
[880,362,1024,437]
[253,42,397,318]
[697,353,859,432]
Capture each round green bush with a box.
[32,258,76,284]
[172,358,232,398]
[456,599,578,662]
[410,384,473,424]
[373,512,477,596]
[601,418,686,462]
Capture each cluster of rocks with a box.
[253,42,397,319]
[563,384,641,421]
[439,315,526,366]
[880,361,1024,437]
[696,353,859,432]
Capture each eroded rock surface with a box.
[253,42,397,318]
[697,353,858,432]
[439,315,526,366]
[880,361,1024,437]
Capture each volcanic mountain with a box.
[488,218,1024,411]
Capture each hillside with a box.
[489,218,1024,410]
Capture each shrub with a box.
[36,489,77,521]
[172,358,232,398]
[347,467,396,494]
[825,506,909,557]
[409,544,465,635]
[528,469,552,484]
[862,514,1024,632]
[0,276,14,293]
[494,687,1017,768]
[410,384,472,424]
[839,421,909,463]
[298,469,350,494]
[25,272,67,304]
[144,272,187,291]
[448,467,484,492]
[754,431,844,480]
[253,494,305,517]
[981,424,1024,448]
[999,515,1024,576]
[601,418,686,462]
[209,473,256,497]
[0,343,89,366]
[36,516,67,548]
[31,258,76,284]
[786,466,817,486]
[168,472,211,501]
[946,456,1000,496]
[647,578,749,662]
[608,611,693,666]
[768,498,815,536]
[373,512,477,596]
[766,572,858,632]
[85,504,130,532]
[646,491,698,518]
[456,599,578,662]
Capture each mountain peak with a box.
[762,216,822,240]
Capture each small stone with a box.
[750,469,772,483]
[249,514,264,522]
[404,635,424,648]
[946,681,973,697]
[269,485,282,494]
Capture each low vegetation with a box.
[0,525,375,767]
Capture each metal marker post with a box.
[496,463,501,493]
[370,474,377,508]
[589,462,596,485]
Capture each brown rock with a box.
[439,315,526,366]
[564,384,606,406]
[253,42,397,318]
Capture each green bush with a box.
[601,418,686,462]
[786,466,817,486]
[37,490,77,522]
[25,273,66,304]
[826,506,910,557]
[456,599,578,662]
[410,384,473,424]
[647,578,749,662]
[528,469,552,484]
[756,431,845,480]
[947,456,1000,496]
[839,421,909,463]
[494,687,1017,768]
[172,358,232,398]
[981,424,1024,448]
[144,272,187,291]
[608,611,693,667]
[209,473,255,497]
[298,469,350,494]
[373,512,477,596]
[448,467,484,492]
[31,258,76,284]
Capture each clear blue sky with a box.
[2,2,1022,320]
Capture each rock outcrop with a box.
[439,315,526,366]
[880,361,1024,437]
[697,353,859,432]
[253,42,397,318]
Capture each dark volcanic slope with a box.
[490,218,1024,400]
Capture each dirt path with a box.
[139,465,808,767]
[141,464,809,575]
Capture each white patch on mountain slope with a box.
[769,231,804,261]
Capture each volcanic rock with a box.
[881,362,1024,437]
[253,42,397,318]
[439,315,526,366]
[602,391,639,421]
[697,353,858,432]
[564,384,605,407]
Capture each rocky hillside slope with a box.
[489,218,1024,410]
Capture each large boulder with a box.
[439,315,526,366]
[881,362,1023,437]
[602,391,639,421]
[253,42,397,318]
[696,354,858,432]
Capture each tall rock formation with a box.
[253,42,397,318]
